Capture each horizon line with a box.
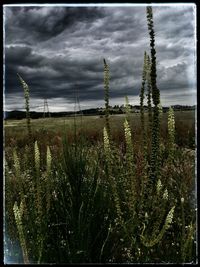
[4,104,197,112]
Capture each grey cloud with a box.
[4,5,196,111]
[5,46,45,67]
[5,6,106,43]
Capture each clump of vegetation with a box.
[4,6,196,264]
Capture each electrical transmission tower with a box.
[43,98,51,118]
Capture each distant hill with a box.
[4,105,196,120]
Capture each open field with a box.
[4,110,195,130]
[4,110,196,149]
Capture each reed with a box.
[17,74,31,139]
[103,59,110,137]
[140,51,147,142]
[146,54,152,132]
[146,6,161,183]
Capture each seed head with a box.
[163,188,168,200]
[156,179,162,194]
[34,141,40,174]
[46,146,52,174]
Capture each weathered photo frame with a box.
[3,3,197,264]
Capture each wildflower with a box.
[156,179,162,194]
[103,59,110,135]
[124,119,133,157]
[103,127,111,162]
[165,206,175,227]
[46,146,52,174]
[34,141,40,174]
[163,188,168,200]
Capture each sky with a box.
[4,4,196,112]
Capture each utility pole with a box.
[43,98,51,118]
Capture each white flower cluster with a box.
[34,141,40,174]
[103,127,110,157]
[46,146,52,174]
[124,119,132,149]
[168,107,175,146]
[163,189,168,200]
[156,179,162,194]
[165,206,175,227]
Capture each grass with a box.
[4,110,195,148]
[4,110,196,264]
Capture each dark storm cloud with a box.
[5,46,45,68]
[5,6,105,43]
[4,4,196,111]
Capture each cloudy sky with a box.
[4,4,196,112]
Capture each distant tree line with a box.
[4,105,195,120]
